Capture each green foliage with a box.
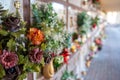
[32,3,70,55]
[61,70,77,80]
[62,32,72,48]
[0,29,9,36]
[0,3,7,17]
[72,32,79,41]
[77,12,86,27]
[7,39,16,51]
[0,64,5,78]
[53,56,64,70]
[91,16,100,25]
[18,72,27,80]
[77,12,91,35]
[0,27,27,51]
[32,3,61,29]
[0,3,9,24]
[44,36,62,53]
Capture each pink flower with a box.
[0,50,18,69]
[29,48,43,63]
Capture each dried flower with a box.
[29,48,43,63]
[2,16,20,31]
[27,28,44,45]
[0,50,18,69]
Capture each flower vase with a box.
[43,58,54,79]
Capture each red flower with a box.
[29,48,43,63]
[95,38,102,45]
[0,50,18,69]
[92,23,96,29]
[61,48,70,64]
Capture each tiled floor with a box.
[85,25,120,80]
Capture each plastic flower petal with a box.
[0,50,18,69]
[27,28,44,45]
[29,48,43,63]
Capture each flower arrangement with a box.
[0,3,45,80]
[77,12,91,35]
[32,3,72,59]
[91,16,100,29]
[31,3,73,79]
[0,2,72,79]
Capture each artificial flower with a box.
[92,23,97,29]
[0,50,18,69]
[27,28,44,45]
[2,16,20,31]
[60,48,70,64]
[4,66,21,80]
[29,48,43,63]
[95,38,102,45]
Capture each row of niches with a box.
[0,0,105,80]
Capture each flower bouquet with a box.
[31,3,72,79]
[0,2,72,80]
[0,3,45,80]
[77,12,91,35]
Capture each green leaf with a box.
[23,61,32,71]
[17,44,26,52]
[0,64,5,78]
[23,58,34,72]
[18,55,27,64]
[20,21,27,28]
[7,39,16,51]
[0,29,9,36]
[41,43,47,51]
[11,28,26,38]
[32,65,41,72]
[40,57,45,66]
[18,72,27,80]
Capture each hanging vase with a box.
[43,58,54,79]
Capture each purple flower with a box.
[2,16,20,31]
[29,48,43,63]
[0,50,18,69]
